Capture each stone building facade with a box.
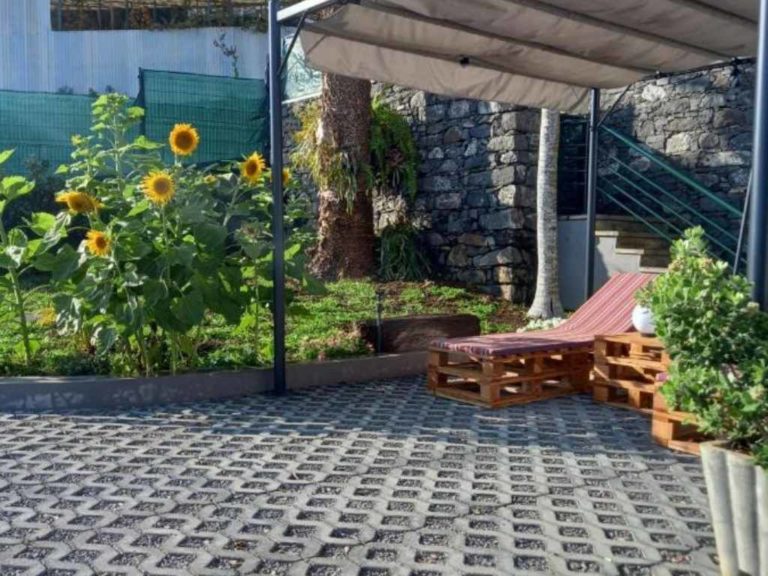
[285,61,754,304]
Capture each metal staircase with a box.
[558,118,747,270]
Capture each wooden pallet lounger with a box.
[428,273,657,408]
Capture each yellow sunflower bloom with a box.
[85,230,111,257]
[36,307,57,328]
[142,171,175,206]
[282,168,292,186]
[169,123,200,156]
[55,191,102,214]
[242,152,267,184]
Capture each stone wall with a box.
[601,61,753,228]
[283,62,754,303]
[374,86,540,302]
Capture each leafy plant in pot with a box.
[637,227,768,576]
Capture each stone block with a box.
[479,209,524,230]
[473,246,523,268]
[448,100,472,119]
[447,245,471,267]
[498,185,534,208]
[423,176,453,192]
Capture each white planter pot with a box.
[631,305,656,335]
[700,442,768,576]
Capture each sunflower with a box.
[36,307,57,328]
[282,167,292,187]
[142,171,175,205]
[169,123,200,156]
[85,230,111,257]
[242,152,267,184]
[55,191,102,214]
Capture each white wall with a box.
[0,0,268,96]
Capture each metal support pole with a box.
[749,0,768,308]
[584,88,601,300]
[749,0,768,305]
[268,0,287,394]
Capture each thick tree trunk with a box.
[528,108,564,319]
[310,72,375,280]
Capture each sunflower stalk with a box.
[0,220,33,367]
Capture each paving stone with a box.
[0,377,718,575]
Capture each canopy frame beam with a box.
[277,0,341,23]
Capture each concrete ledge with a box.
[0,352,428,412]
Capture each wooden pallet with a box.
[592,333,669,414]
[428,347,592,409]
[651,393,707,455]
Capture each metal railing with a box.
[577,123,746,266]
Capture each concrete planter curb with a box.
[700,442,768,576]
[0,351,428,412]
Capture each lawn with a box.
[0,280,527,377]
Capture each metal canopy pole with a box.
[268,0,287,394]
[584,88,601,301]
[749,0,768,308]
[277,0,339,23]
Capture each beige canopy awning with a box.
[299,0,759,113]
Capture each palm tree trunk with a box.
[310,72,375,280]
[528,108,564,319]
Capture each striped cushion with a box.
[432,273,656,359]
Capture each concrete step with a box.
[598,230,671,252]
[639,266,669,275]
[640,253,671,268]
[595,215,664,235]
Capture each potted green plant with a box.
[638,227,767,576]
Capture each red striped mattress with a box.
[432,272,656,359]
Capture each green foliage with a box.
[0,280,526,374]
[291,102,372,210]
[0,150,55,366]
[0,157,62,229]
[640,227,768,469]
[291,98,419,208]
[370,98,418,199]
[39,93,311,376]
[378,223,430,281]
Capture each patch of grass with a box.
[0,280,527,376]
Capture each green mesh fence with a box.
[0,90,93,175]
[0,71,269,178]
[140,69,269,164]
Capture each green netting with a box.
[140,69,269,164]
[0,90,93,175]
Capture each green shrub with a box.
[39,93,311,376]
[378,223,430,281]
[639,227,768,469]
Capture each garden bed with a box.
[1,279,526,378]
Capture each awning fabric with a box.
[299,0,758,113]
